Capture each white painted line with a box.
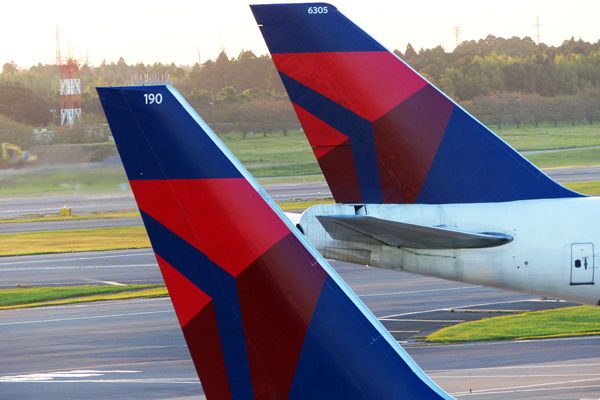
[0,207,59,215]
[451,376,600,396]
[0,264,155,272]
[454,384,600,397]
[380,318,465,323]
[0,310,171,327]
[0,370,140,382]
[0,378,199,384]
[433,373,600,378]
[96,280,127,287]
[0,369,198,385]
[388,330,420,333]
[429,361,600,374]
[0,251,154,266]
[359,286,481,298]
[378,299,537,319]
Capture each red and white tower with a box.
[59,59,82,126]
[56,28,82,126]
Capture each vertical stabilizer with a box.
[252,3,581,204]
[98,85,451,399]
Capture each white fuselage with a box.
[299,197,600,305]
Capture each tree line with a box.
[0,35,599,145]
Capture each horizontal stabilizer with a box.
[317,215,513,249]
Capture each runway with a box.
[0,182,329,219]
[1,250,598,399]
[0,249,158,287]
[1,165,599,220]
[547,165,600,183]
[0,217,143,234]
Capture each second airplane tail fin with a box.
[252,2,581,204]
[98,85,451,399]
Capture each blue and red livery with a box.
[252,3,581,204]
[97,85,451,399]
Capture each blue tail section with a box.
[98,85,452,399]
[251,3,583,204]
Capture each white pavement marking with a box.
[0,207,59,215]
[379,318,465,323]
[429,361,600,374]
[378,299,537,319]
[0,370,139,382]
[359,285,481,297]
[0,310,172,327]
[0,378,199,384]
[0,251,154,266]
[451,376,600,397]
[434,374,600,378]
[95,280,127,286]
[0,369,199,385]
[0,264,155,272]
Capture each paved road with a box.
[546,165,600,183]
[0,251,596,399]
[0,249,159,287]
[0,193,137,219]
[1,165,599,220]
[0,183,329,220]
[2,165,599,231]
[412,337,600,399]
[0,217,143,234]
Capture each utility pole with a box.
[535,16,542,44]
[454,26,462,48]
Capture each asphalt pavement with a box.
[2,165,599,233]
[0,251,597,399]
[0,182,330,219]
[0,249,159,287]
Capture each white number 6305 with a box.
[307,6,328,14]
[144,93,163,105]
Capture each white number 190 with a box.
[144,93,163,105]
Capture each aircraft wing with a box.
[317,215,513,249]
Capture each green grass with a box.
[0,226,151,256]
[0,166,129,197]
[427,305,600,343]
[0,284,167,310]
[563,180,600,195]
[3,125,600,199]
[222,130,320,177]
[0,200,331,256]
[0,131,319,198]
[0,200,329,257]
[525,147,600,168]
[498,124,600,151]
[277,198,334,211]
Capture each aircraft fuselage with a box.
[300,197,600,305]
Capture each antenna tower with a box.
[454,26,462,48]
[56,27,82,127]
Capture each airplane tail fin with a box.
[251,3,581,204]
[97,85,451,399]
